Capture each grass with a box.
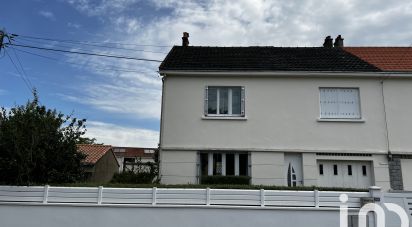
[49,182,368,192]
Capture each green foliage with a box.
[112,158,159,184]
[111,171,157,184]
[200,175,251,185]
[0,91,87,185]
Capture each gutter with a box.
[159,70,412,78]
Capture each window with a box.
[362,165,367,176]
[348,165,352,176]
[319,164,324,175]
[333,164,338,175]
[319,88,361,119]
[199,152,249,177]
[205,86,245,116]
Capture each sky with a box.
[1,0,412,147]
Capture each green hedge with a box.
[200,175,251,185]
[111,171,156,184]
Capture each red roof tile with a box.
[77,144,113,164]
[344,47,412,72]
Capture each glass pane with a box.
[231,87,241,114]
[213,153,222,175]
[239,154,248,176]
[226,154,235,175]
[200,153,208,176]
[219,88,229,114]
[208,87,217,114]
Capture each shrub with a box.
[200,175,251,185]
[111,171,157,184]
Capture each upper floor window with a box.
[319,88,361,119]
[205,86,245,116]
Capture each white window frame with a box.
[205,86,245,117]
[319,87,362,120]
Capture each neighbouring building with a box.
[113,147,157,172]
[158,33,412,190]
[78,144,119,183]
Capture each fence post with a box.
[97,186,103,205]
[260,189,265,207]
[369,186,382,202]
[206,188,211,205]
[42,185,49,204]
[314,189,319,208]
[152,187,157,205]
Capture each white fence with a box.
[0,185,370,208]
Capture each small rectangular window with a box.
[319,88,361,119]
[333,164,338,175]
[205,86,244,116]
[348,165,352,176]
[362,165,367,176]
[319,164,324,175]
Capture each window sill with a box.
[317,118,365,123]
[202,116,247,120]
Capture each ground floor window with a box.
[199,152,250,176]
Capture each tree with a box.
[0,91,88,185]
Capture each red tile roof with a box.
[77,144,113,164]
[344,47,412,72]
[113,147,156,158]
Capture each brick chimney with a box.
[334,35,344,47]
[323,36,333,48]
[182,32,189,47]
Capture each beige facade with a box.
[160,73,412,190]
[85,150,119,183]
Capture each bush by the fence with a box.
[200,175,251,185]
[111,171,156,184]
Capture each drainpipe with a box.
[380,76,391,158]
[158,74,166,182]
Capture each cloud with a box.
[0,89,6,95]
[65,0,141,17]
[85,121,159,147]
[38,10,56,20]
[67,22,82,29]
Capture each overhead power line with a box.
[4,49,34,94]
[17,34,173,48]
[17,36,169,54]
[7,43,163,63]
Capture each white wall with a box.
[0,204,341,227]
[160,150,198,184]
[161,76,388,153]
[251,152,285,185]
[401,159,412,190]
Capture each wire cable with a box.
[10,46,158,74]
[17,34,173,48]
[4,49,34,94]
[8,43,163,62]
[17,36,169,54]
[10,47,35,89]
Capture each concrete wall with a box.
[251,152,285,185]
[401,159,412,190]
[160,150,198,184]
[161,76,388,152]
[90,151,119,183]
[0,204,341,227]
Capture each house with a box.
[112,147,157,172]
[158,33,412,190]
[77,144,119,183]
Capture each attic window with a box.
[205,86,245,117]
[319,88,361,119]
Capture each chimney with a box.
[334,35,344,47]
[182,32,189,47]
[323,36,333,48]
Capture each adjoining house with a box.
[158,33,412,190]
[77,144,119,183]
[113,147,157,172]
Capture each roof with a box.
[159,46,381,72]
[343,47,412,72]
[112,147,156,158]
[77,144,113,165]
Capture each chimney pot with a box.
[323,36,333,48]
[182,32,189,46]
[334,35,344,47]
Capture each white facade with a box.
[159,72,412,190]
